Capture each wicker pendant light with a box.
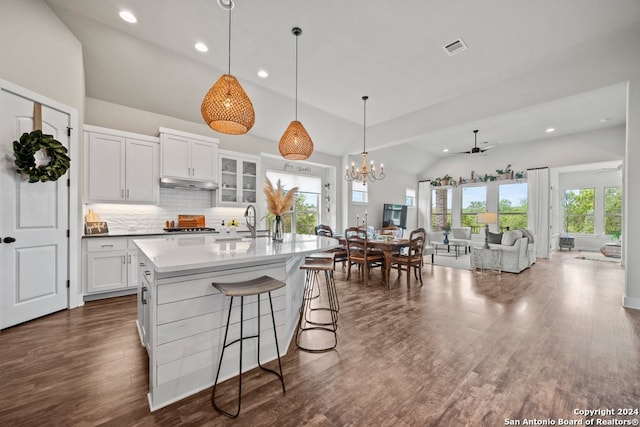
[201,0,255,135]
[279,27,313,160]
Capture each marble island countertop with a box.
[134,233,339,274]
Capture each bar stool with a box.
[211,275,286,418]
[295,254,339,352]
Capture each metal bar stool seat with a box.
[211,275,286,418]
[295,255,339,352]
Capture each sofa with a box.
[485,229,536,273]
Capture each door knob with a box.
[3,237,16,243]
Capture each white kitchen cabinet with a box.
[85,126,159,203]
[84,237,147,297]
[85,238,128,294]
[137,252,153,350]
[218,150,260,205]
[159,127,219,182]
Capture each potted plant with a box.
[495,164,512,180]
[441,174,452,186]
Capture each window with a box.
[498,183,528,231]
[351,180,368,203]
[265,171,321,234]
[406,188,416,207]
[431,188,451,230]
[462,186,486,232]
[563,188,595,234]
[604,186,622,236]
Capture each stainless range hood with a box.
[159,177,219,190]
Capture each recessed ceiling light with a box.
[600,117,611,123]
[194,42,208,53]
[442,148,449,153]
[119,10,137,24]
[545,127,556,133]
[257,69,269,78]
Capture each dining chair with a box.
[391,227,426,287]
[344,227,385,286]
[314,224,348,270]
[381,225,402,238]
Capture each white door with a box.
[0,89,70,329]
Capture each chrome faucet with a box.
[244,204,257,239]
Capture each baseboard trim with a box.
[623,295,640,310]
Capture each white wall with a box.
[0,0,84,122]
[344,144,419,235]
[624,74,640,309]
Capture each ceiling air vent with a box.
[443,38,468,56]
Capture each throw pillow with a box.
[502,230,523,246]
[487,231,503,244]
[519,228,535,243]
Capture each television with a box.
[382,204,407,229]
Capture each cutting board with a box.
[178,214,205,228]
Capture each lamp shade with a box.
[279,120,314,160]
[476,212,498,224]
[201,74,255,135]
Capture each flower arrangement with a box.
[264,177,298,241]
[263,177,298,216]
[228,218,240,228]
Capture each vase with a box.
[443,231,450,244]
[272,215,284,242]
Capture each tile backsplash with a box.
[84,188,252,233]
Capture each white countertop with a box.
[134,233,339,273]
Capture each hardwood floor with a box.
[1,251,638,426]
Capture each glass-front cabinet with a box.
[218,150,260,205]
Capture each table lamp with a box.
[477,212,498,249]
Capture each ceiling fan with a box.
[459,129,498,155]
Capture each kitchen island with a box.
[134,233,338,411]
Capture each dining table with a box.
[337,234,411,289]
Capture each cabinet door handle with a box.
[192,168,195,176]
[141,286,148,305]
[126,189,130,199]
[122,255,126,264]
[128,254,131,264]
[144,271,151,276]
[139,262,145,267]
[101,244,114,248]
[121,189,125,198]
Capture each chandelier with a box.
[201,0,255,135]
[279,27,313,160]
[344,96,385,185]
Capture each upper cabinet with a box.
[159,127,219,182]
[218,150,260,205]
[85,126,159,203]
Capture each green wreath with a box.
[13,130,70,183]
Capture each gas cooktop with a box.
[163,227,217,233]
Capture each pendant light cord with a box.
[362,96,368,154]
[227,5,232,74]
[295,30,299,120]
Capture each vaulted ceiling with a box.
[44,0,639,172]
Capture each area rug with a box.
[432,252,473,270]
[575,251,620,263]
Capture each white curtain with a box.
[418,180,431,229]
[527,167,550,258]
